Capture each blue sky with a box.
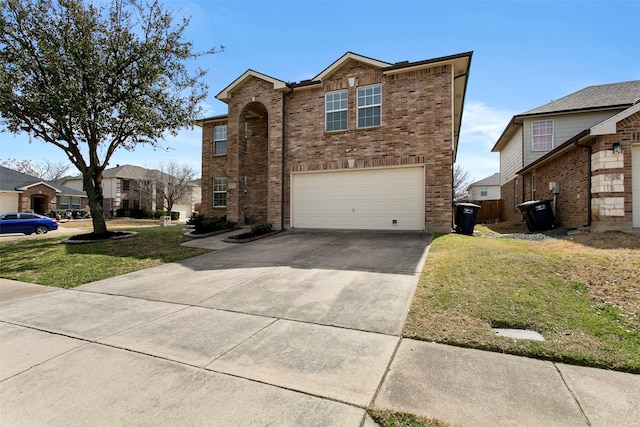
[1,0,639,183]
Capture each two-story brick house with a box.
[197,51,472,233]
[491,81,640,231]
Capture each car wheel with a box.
[35,226,48,234]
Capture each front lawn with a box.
[0,224,210,288]
[404,225,640,373]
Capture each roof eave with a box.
[517,129,591,175]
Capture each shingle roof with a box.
[468,172,500,188]
[65,164,156,180]
[522,80,640,116]
[0,165,85,196]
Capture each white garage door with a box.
[291,166,424,230]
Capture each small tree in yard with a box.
[453,164,471,201]
[0,0,221,236]
[150,161,198,217]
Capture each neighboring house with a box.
[61,164,201,221]
[491,81,640,231]
[466,172,501,201]
[0,165,88,215]
[196,51,473,233]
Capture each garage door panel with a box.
[292,167,424,230]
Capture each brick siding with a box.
[201,59,459,233]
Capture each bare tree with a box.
[0,0,220,235]
[149,161,198,216]
[453,164,471,201]
[1,158,70,180]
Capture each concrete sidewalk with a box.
[1,230,639,426]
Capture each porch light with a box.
[612,142,622,154]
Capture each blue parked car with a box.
[0,212,59,235]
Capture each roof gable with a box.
[590,102,640,135]
[0,165,85,196]
[313,52,391,81]
[216,70,289,102]
[468,173,500,188]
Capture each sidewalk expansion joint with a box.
[553,362,593,426]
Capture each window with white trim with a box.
[213,177,227,207]
[59,197,70,210]
[357,84,381,128]
[325,90,348,132]
[532,120,553,151]
[480,186,488,197]
[213,125,227,155]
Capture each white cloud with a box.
[456,101,514,183]
[460,101,514,150]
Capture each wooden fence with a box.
[458,199,503,224]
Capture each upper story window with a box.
[213,177,227,207]
[213,125,227,155]
[480,187,488,197]
[357,84,381,128]
[122,179,130,192]
[325,90,348,132]
[532,120,553,151]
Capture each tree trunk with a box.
[83,171,108,234]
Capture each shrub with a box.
[49,209,90,219]
[250,223,273,236]
[193,215,236,234]
[115,208,178,220]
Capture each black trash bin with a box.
[517,200,555,232]
[454,203,481,235]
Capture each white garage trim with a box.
[291,165,425,230]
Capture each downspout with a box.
[516,122,525,205]
[281,83,294,230]
[574,138,593,227]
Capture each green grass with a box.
[404,231,640,373]
[0,226,210,288]
[368,410,456,427]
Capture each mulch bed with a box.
[61,231,137,244]
[183,227,241,238]
[222,230,282,243]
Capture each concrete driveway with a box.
[0,230,431,426]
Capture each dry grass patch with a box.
[405,225,640,373]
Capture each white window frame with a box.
[357,84,382,128]
[325,90,348,132]
[532,120,553,151]
[213,177,227,207]
[480,186,488,197]
[71,197,81,210]
[59,196,70,210]
[213,125,227,155]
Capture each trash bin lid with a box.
[517,200,541,208]
[454,202,481,208]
